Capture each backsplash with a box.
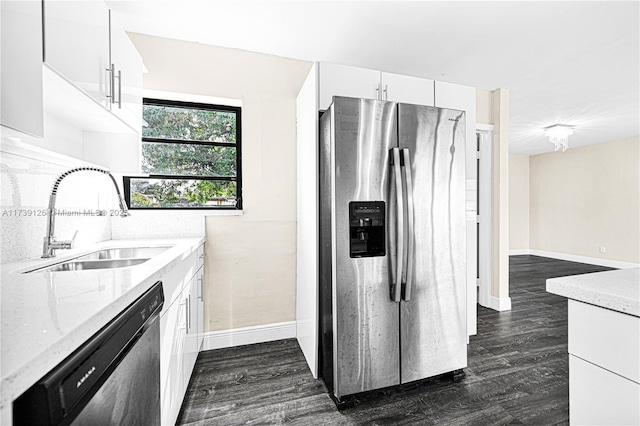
[1,140,115,264]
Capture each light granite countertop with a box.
[546,267,640,317]
[0,237,204,421]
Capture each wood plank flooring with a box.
[177,256,613,425]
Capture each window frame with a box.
[124,98,243,210]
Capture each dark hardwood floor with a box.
[177,256,612,425]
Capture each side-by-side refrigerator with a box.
[319,96,467,403]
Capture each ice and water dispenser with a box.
[349,201,385,258]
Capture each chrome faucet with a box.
[42,166,130,258]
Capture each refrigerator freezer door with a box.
[398,104,467,383]
[330,97,401,397]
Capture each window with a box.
[124,98,242,209]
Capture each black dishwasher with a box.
[14,281,164,426]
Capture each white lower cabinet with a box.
[570,355,640,426]
[160,288,188,425]
[159,245,205,425]
[183,271,202,387]
[568,299,640,425]
[195,265,205,350]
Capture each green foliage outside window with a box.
[126,100,241,209]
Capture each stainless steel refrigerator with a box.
[319,96,467,403]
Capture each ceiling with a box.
[108,1,639,155]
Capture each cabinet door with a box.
[183,275,200,385]
[381,72,434,106]
[195,245,205,350]
[43,0,110,109]
[318,62,381,110]
[159,291,187,426]
[109,11,143,132]
[0,1,43,137]
[196,266,204,350]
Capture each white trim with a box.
[489,296,512,311]
[201,321,296,351]
[475,123,494,132]
[476,126,493,309]
[528,250,639,269]
[509,249,639,269]
[142,89,242,107]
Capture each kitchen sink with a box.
[74,246,171,261]
[21,245,173,273]
[28,258,150,273]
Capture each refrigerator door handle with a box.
[391,147,404,303]
[402,148,415,301]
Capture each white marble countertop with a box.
[0,237,204,417]
[546,268,640,317]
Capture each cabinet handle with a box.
[198,276,203,301]
[180,299,187,330]
[183,297,188,331]
[106,64,115,103]
[376,83,380,100]
[384,84,388,101]
[116,69,122,109]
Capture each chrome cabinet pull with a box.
[180,299,187,330]
[401,148,415,301]
[115,69,122,108]
[391,147,403,302]
[105,64,115,103]
[384,84,388,101]
[187,295,191,331]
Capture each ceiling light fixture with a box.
[544,124,574,152]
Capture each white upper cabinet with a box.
[319,62,436,110]
[109,11,143,131]
[42,0,142,133]
[319,62,380,110]
[380,72,434,106]
[1,1,44,137]
[44,0,111,110]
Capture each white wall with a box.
[127,33,312,332]
[509,154,530,250]
[0,138,116,264]
[530,136,640,264]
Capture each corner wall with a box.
[127,33,312,332]
[530,136,640,264]
[491,89,510,303]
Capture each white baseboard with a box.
[510,249,639,269]
[489,296,512,311]
[201,321,296,351]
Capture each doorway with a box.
[476,124,493,308]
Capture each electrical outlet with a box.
[599,246,606,254]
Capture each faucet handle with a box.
[69,230,79,249]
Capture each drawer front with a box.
[569,299,640,383]
[570,355,640,425]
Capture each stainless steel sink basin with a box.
[21,245,173,273]
[29,258,150,273]
[74,246,171,261]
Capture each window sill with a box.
[125,209,243,216]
